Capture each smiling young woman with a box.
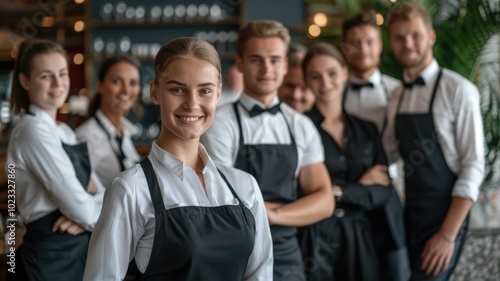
[75,55,142,188]
[83,37,273,281]
[7,38,104,281]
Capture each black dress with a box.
[300,102,408,281]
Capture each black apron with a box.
[13,141,92,281]
[94,114,126,171]
[129,157,256,280]
[233,103,305,281]
[395,69,469,281]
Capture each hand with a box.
[420,232,455,276]
[87,180,98,194]
[264,201,282,225]
[52,216,85,236]
[358,165,389,186]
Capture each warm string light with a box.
[308,25,321,37]
[74,21,85,32]
[376,13,384,25]
[313,13,327,27]
[73,53,84,65]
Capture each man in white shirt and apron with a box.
[201,20,334,280]
[384,3,485,280]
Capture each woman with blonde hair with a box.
[84,37,273,280]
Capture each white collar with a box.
[149,141,217,181]
[350,69,382,86]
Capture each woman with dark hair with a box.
[299,42,409,281]
[7,38,104,281]
[76,54,142,187]
[83,37,273,280]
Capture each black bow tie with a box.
[404,76,425,89]
[248,103,281,117]
[350,82,374,90]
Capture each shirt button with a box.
[334,208,345,218]
[364,149,370,155]
[340,156,346,162]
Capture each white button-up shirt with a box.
[6,105,104,231]
[83,143,273,281]
[76,110,140,187]
[383,59,485,201]
[344,69,401,133]
[200,93,324,180]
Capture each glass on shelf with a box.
[149,43,161,59]
[100,3,113,21]
[93,37,104,54]
[105,39,116,56]
[208,4,222,22]
[125,6,135,23]
[207,31,218,48]
[149,5,162,23]
[131,43,149,59]
[119,37,131,53]
[194,31,208,41]
[197,4,209,21]
[132,122,143,140]
[163,5,174,23]
[114,1,127,22]
[148,123,160,139]
[186,4,198,23]
[216,31,229,55]
[173,4,186,23]
[135,5,146,23]
[1,101,11,125]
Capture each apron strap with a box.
[395,68,444,114]
[428,69,443,112]
[94,114,127,171]
[139,157,165,213]
[232,102,246,149]
[216,168,244,206]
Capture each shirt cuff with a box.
[452,178,480,202]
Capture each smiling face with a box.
[278,66,315,113]
[304,54,348,103]
[150,57,221,143]
[19,52,70,118]
[236,37,288,104]
[98,61,140,115]
[389,16,435,72]
[342,24,382,77]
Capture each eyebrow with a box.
[164,80,216,87]
[247,54,283,59]
[36,67,68,75]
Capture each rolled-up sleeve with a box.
[451,81,484,201]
